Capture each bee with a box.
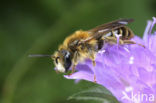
[29,19,144,81]
[51,18,145,74]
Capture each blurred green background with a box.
[0,0,155,103]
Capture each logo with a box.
[121,87,155,102]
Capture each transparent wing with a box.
[81,18,134,43]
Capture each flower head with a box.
[64,18,156,103]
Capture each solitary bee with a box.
[30,19,144,81]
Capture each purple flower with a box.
[64,18,156,103]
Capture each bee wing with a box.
[81,18,134,43]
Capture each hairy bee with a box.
[51,18,143,74]
[29,19,144,79]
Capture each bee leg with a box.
[68,52,78,76]
[104,37,145,47]
[68,64,76,76]
[93,60,96,66]
[90,52,96,66]
[104,37,124,45]
[91,57,96,67]
[90,53,97,83]
[71,64,76,74]
[94,74,97,83]
[123,40,145,48]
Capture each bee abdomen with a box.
[115,27,134,40]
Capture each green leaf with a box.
[68,85,119,103]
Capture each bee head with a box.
[52,49,72,73]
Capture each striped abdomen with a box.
[112,26,134,40]
[97,26,134,50]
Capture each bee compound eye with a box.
[64,52,72,72]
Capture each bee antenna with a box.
[51,55,55,59]
[28,54,52,58]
